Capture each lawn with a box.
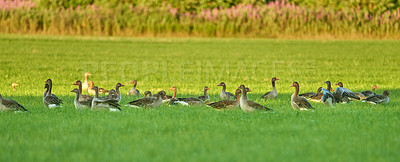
[0,35,399,161]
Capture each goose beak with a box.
[376,86,380,89]
[168,88,172,91]
[70,90,74,92]
[331,88,334,91]
[121,84,125,87]
[130,81,134,84]
[335,83,339,85]
[206,88,210,90]
[276,79,279,81]
[72,82,77,85]
[290,85,294,87]
[217,84,222,86]
[248,89,252,92]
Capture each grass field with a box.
[0,35,399,161]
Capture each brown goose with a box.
[207,89,241,109]
[333,82,360,103]
[362,90,389,105]
[70,88,91,109]
[356,85,379,99]
[0,94,28,112]
[127,91,167,108]
[82,72,92,91]
[73,80,93,101]
[239,85,272,112]
[114,83,124,103]
[299,87,322,98]
[197,86,210,101]
[290,82,314,111]
[87,80,96,96]
[260,77,279,100]
[91,86,121,111]
[12,82,19,90]
[167,86,204,106]
[127,80,140,96]
[43,79,63,108]
[218,82,235,100]
[144,91,152,97]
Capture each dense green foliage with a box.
[0,35,399,161]
[35,0,400,14]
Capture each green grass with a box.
[0,35,399,161]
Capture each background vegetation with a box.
[1,0,400,38]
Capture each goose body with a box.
[239,85,272,112]
[167,86,204,106]
[0,94,28,112]
[70,88,91,109]
[114,83,124,103]
[260,77,279,100]
[356,85,379,99]
[127,80,140,96]
[73,80,93,101]
[82,72,92,92]
[218,82,235,100]
[43,79,63,108]
[127,91,167,108]
[207,89,241,109]
[91,86,121,111]
[362,90,389,105]
[333,82,360,103]
[290,82,314,111]
[321,81,336,107]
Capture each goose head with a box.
[335,82,344,87]
[73,80,82,86]
[383,90,390,96]
[372,85,379,91]
[12,82,19,90]
[217,82,226,87]
[272,77,279,82]
[70,88,80,93]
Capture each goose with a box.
[218,82,235,100]
[144,91,152,97]
[167,86,203,106]
[321,81,336,107]
[333,82,360,103]
[127,80,140,96]
[91,86,121,111]
[207,89,241,109]
[356,85,379,99]
[82,72,92,91]
[114,83,124,103]
[260,77,279,100]
[12,82,19,90]
[87,80,96,96]
[244,87,273,111]
[238,85,272,112]
[290,82,314,111]
[43,79,63,108]
[73,80,93,101]
[299,87,322,98]
[127,91,167,108]
[70,88,91,109]
[362,90,389,105]
[0,94,28,112]
[197,86,210,101]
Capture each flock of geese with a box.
[0,73,390,113]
